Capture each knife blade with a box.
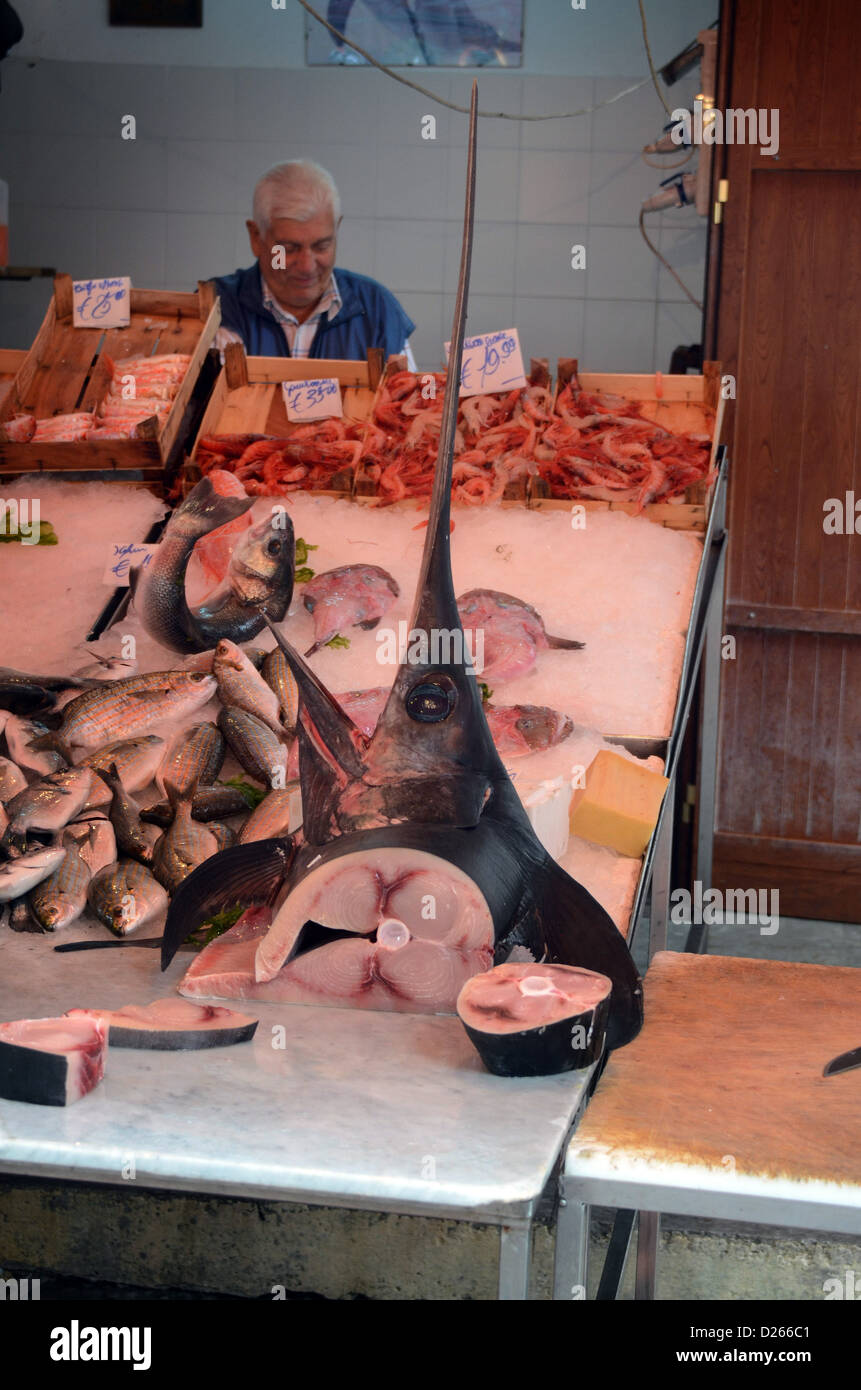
[823,1046,861,1077]
[53,937,193,953]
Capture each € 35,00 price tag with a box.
[444,327,527,398]
[282,377,344,422]
[73,276,131,329]
[103,542,157,587]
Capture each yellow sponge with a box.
[569,750,669,858]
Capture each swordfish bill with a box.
[162,84,643,1050]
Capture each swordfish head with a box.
[163,84,643,1050]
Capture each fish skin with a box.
[141,785,251,827]
[162,90,643,1053]
[96,764,157,866]
[79,735,166,808]
[63,815,117,877]
[157,722,224,797]
[129,475,295,654]
[0,756,27,803]
[213,639,282,732]
[30,672,216,753]
[183,646,267,673]
[209,821,237,852]
[151,783,219,893]
[3,767,94,844]
[4,715,66,776]
[302,564,400,655]
[28,840,91,931]
[261,647,299,732]
[87,859,169,936]
[456,588,585,682]
[237,786,299,844]
[0,846,67,901]
[216,706,288,786]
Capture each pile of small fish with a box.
[0,642,301,939]
[3,352,192,444]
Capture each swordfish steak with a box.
[167,86,643,1052]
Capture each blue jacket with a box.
[210,264,415,360]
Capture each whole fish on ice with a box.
[162,87,643,1053]
[29,671,215,756]
[456,589,584,683]
[302,564,400,655]
[129,472,295,654]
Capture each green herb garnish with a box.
[189,903,246,949]
[0,513,58,546]
[326,634,351,649]
[294,566,315,583]
[294,537,318,565]
[479,681,493,703]
[218,776,266,810]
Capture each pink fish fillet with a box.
[0,1013,107,1105]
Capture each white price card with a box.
[73,276,131,329]
[282,377,343,422]
[444,327,527,397]
[103,542,157,587]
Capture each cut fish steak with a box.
[0,1013,107,1106]
[70,999,257,1051]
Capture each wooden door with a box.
[705,0,861,920]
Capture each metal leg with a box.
[650,794,674,959]
[596,1209,637,1300]
[498,1219,532,1300]
[635,1210,660,1299]
[552,1197,589,1300]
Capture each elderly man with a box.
[213,160,416,367]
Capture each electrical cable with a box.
[637,0,673,116]
[638,206,702,310]
[298,0,652,120]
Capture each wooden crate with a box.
[0,274,220,480]
[183,343,384,496]
[0,349,25,414]
[528,359,724,531]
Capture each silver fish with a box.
[0,752,27,803]
[157,722,224,797]
[216,707,288,786]
[213,639,282,731]
[0,845,67,901]
[238,786,300,844]
[184,646,267,673]
[4,715,65,776]
[30,671,216,754]
[95,763,157,866]
[129,477,294,655]
[262,647,299,733]
[79,735,166,809]
[3,767,94,842]
[141,785,251,827]
[151,784,219,893]
[87,859,169,936]
[63,815,117,877]
[28,840,91,931]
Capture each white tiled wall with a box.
[0,58,707,372]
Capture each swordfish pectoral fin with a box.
[527,853,644,1051]
[160,837,295,971]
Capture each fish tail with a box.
[178,476,253,536]
[27,730,74,761]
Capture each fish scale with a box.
[158,722,224,796]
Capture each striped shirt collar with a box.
[261,273,342,327]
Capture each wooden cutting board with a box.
[577,952,861,1187]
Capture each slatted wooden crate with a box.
[0,274,220,482]
[528,359,724,531]
[183,343,383,497]
[0,349,25,414]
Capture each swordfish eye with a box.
[405,676,457,723]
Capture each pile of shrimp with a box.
[194,418,364,495]
[533,380,715,511]
[363,369,553,505]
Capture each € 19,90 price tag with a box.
[73,276,131,329]
[103,542,157,587]
[444,327,527,398]
[282,377,344,422]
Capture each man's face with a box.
[248,209,339,316]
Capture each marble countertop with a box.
[0,927,593,1222]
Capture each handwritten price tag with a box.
[444,328,527,398]
[73,276,131,329]
[103,542,157,587]
[282,377,343,422]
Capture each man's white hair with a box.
[252,160,341,232]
